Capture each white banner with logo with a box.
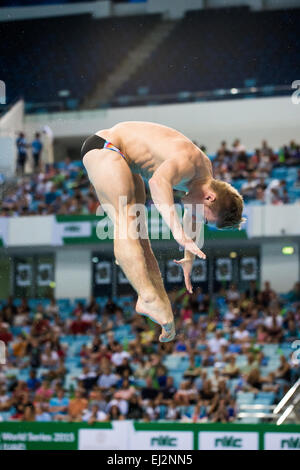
[78,422,129,450]
[78,423,194,451]
[130,430,193,450]
[53,221,92,246]
[199,431,259,450]
[264,433,300,450]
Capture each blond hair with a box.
[210,180,245,230]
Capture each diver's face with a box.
[181,193,217,225]
[203,205,218,225]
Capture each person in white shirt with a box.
[233,324,250,343]
[208,331,228,355]
[82,404,107,423]
[107,397,128,416]
[111,343,130,367]
[264,313,283,329]
[226,284,240,302]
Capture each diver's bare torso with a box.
[96,121,212,190]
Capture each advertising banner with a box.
[0,423,77,450]
[199,431,259,450]
[264,432,300,450]
[130,430,193,450]
[0,421,299,450]
[78,422,129,450]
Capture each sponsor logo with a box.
[281,437,300,449]
[132,430,193,450]
[150,435,177,447]
[265,433,300,450]
[199,431,258,450]
[215,436,242,448]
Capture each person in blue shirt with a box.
[31,132,43,171]
[27,369,41,392]
[49,389,69,421]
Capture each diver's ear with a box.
[205,190,216,202]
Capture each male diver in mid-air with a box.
[81,121,244,342]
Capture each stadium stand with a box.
[0,13,160,110]
[2,139,299,216]
[116,7,300,98]
[0,282,299,423]
[1,7,300,110]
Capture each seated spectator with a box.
[114,379,136,401]
[127,395,144,420]
[174,380,198,406]
[199,379,215,401]
[264,311,283,343]
[283,320,299,342]
[208,331,228,355]
[161,376,177,404]
[97,364,118,391]
[256,324,268,344]
[192,400,208,423]
[41,343,60,369]
[69,312,90,335]
[36,380,54,401]
[0,323,13,345]
[166,402,181,420]
[240,353,260,374]
[111,343,130,367]
[211,398,230,423]
[12,333,28,359]
[223,355,240,378]
[183,355,201,379]
[49,389,69,421]
[116,357,133,378]
[233,324,250,346]
[26,370,41,392]
[245,368,277,393]
[68,390,88,421]
[0,386,10,411]
[274,356,291,384]
[35,403,52,422]
[82,404,107,423]
[107,404,124,421]
[107,395,128,416]
[77,366,98,392]
[145,399,160,421]
[141,377,158,402]
[45,298,59,316]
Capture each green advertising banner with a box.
[0,422,299,450]
[53,214,247,246]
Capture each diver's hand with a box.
[173,258,194,294]
[175,236,206,260]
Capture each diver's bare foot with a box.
[159,321,176,343]
[135,296,176,342]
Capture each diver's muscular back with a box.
[96,121,212,184]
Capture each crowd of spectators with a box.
[0,281,299,423]
[0,138,299,217]
[209,139,300,205]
